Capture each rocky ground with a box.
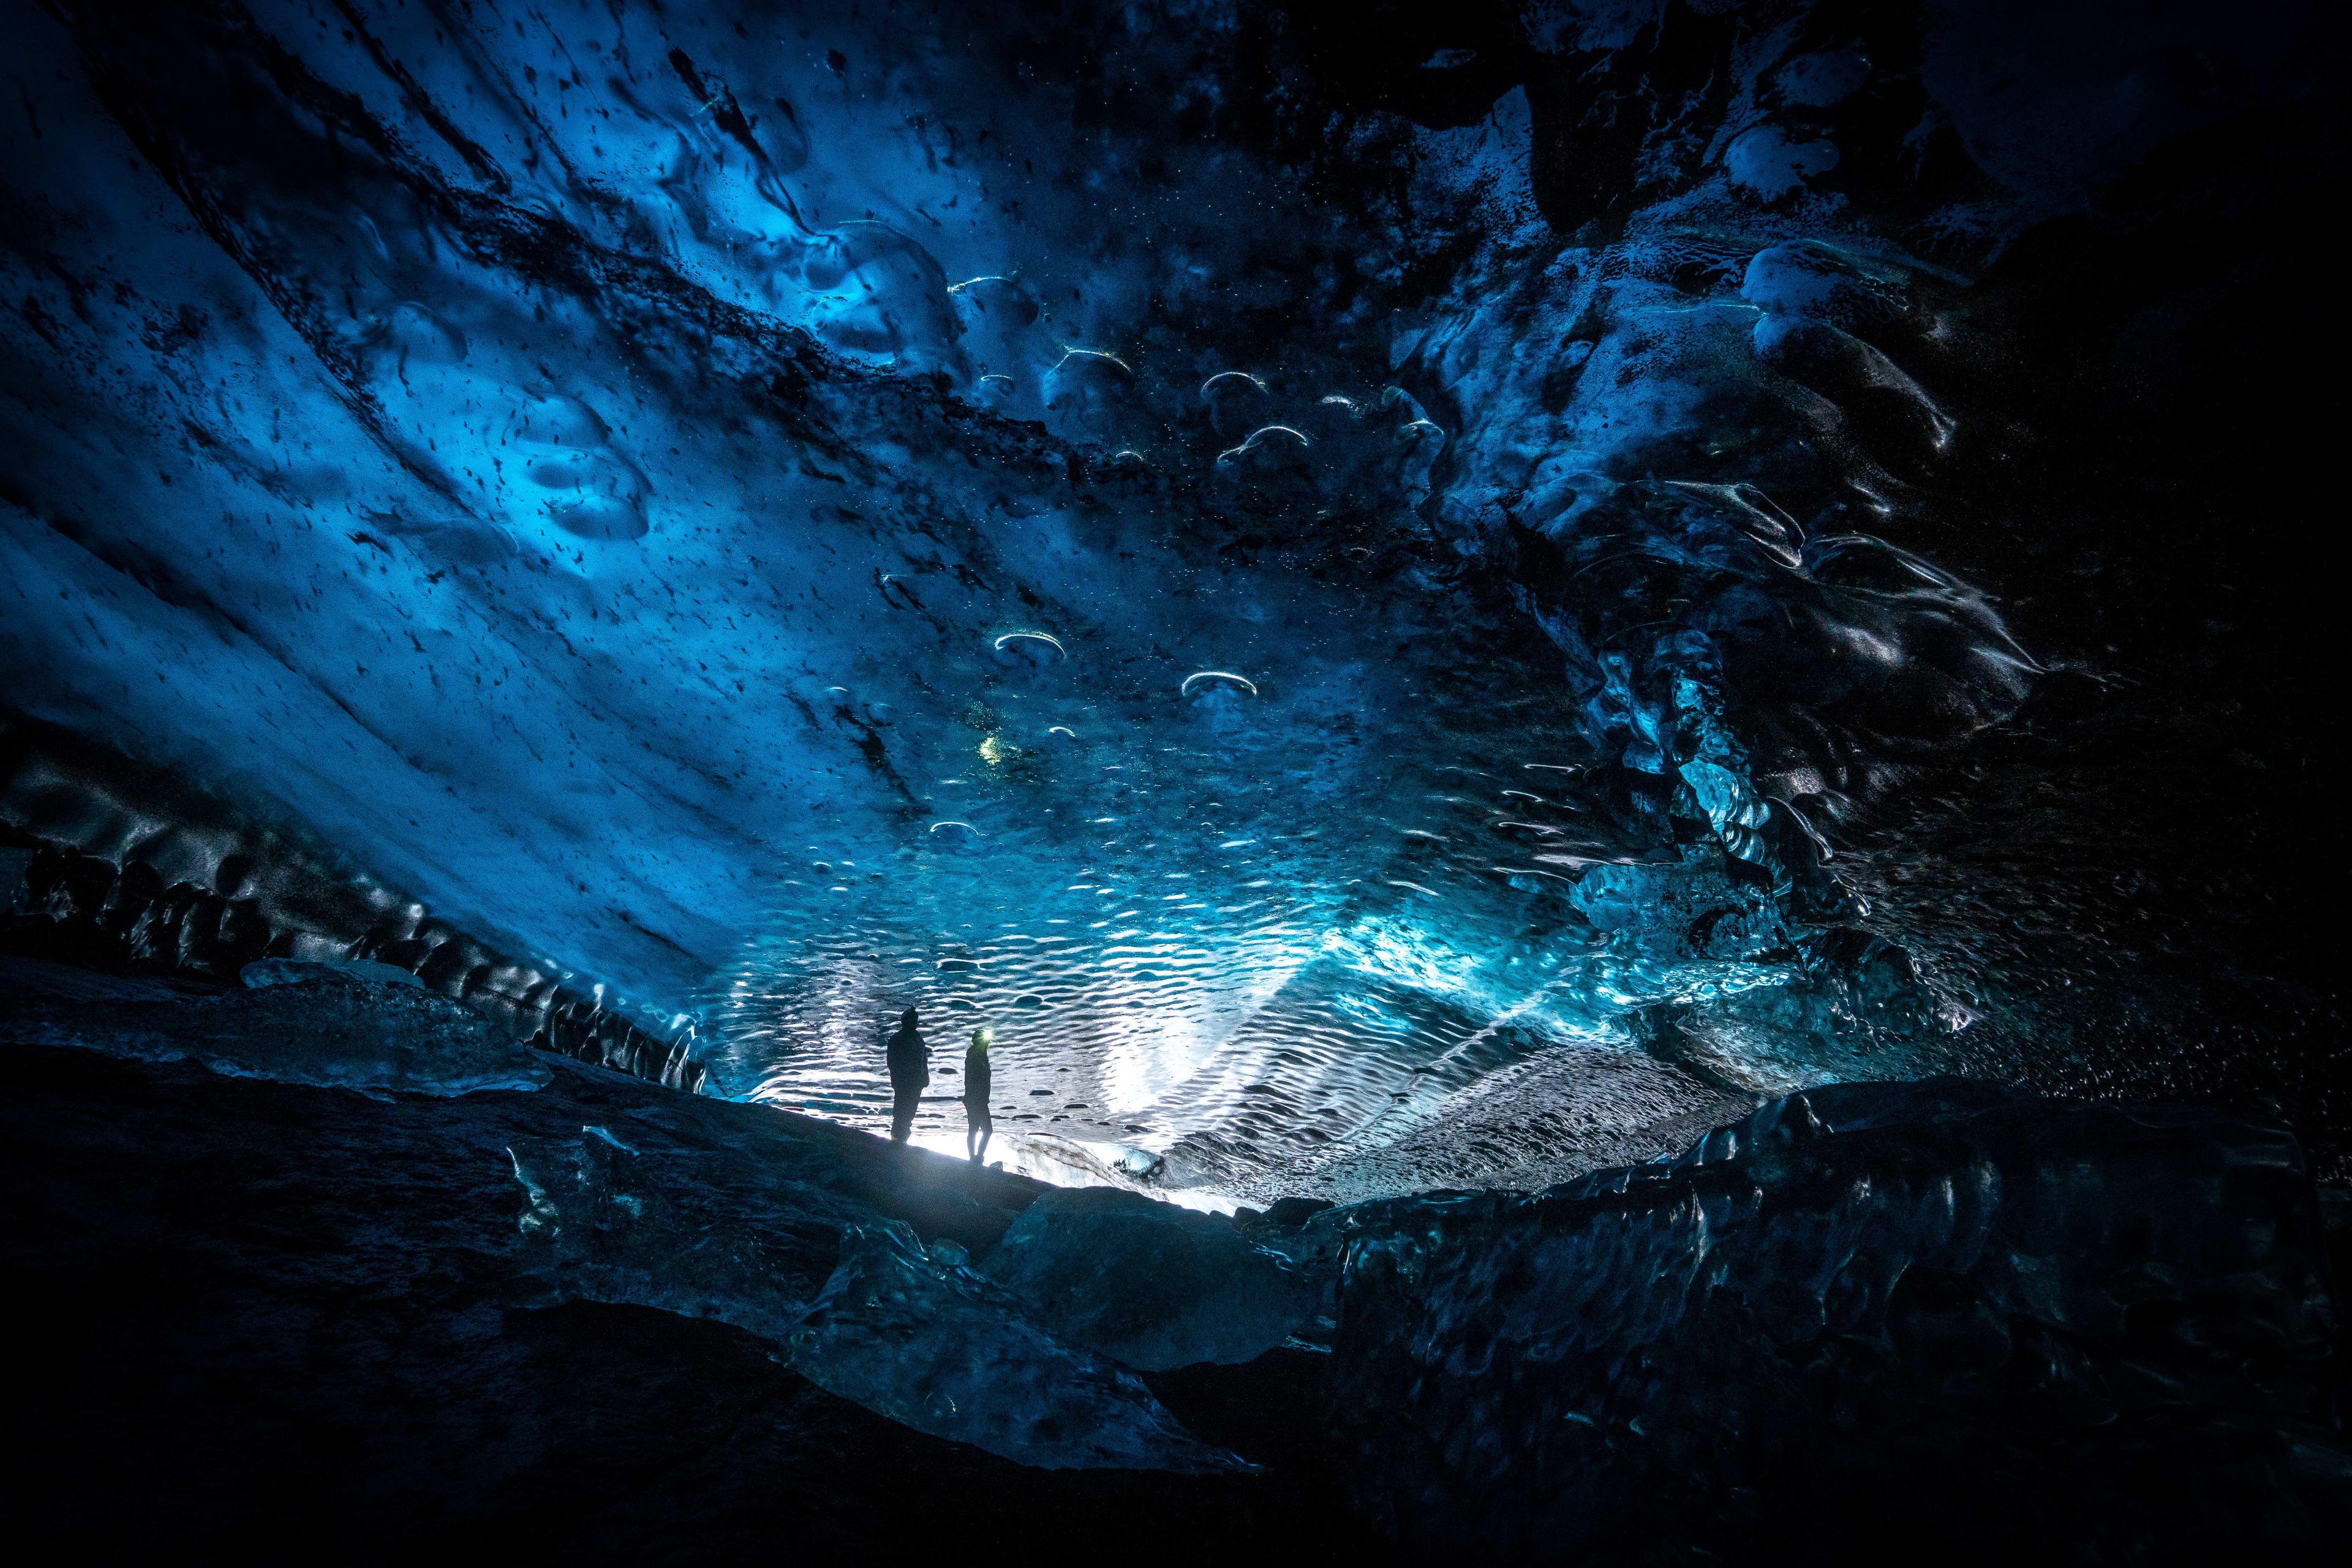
[4,953,2344,1562]
[0,957,1382,1564]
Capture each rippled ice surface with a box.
[699,581,1787,1200]
[28,0,2324,1201]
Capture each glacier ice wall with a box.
[3,0,2343,1189]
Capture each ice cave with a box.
[1,0,2344,1558]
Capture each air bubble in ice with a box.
[1215,424,1311,478]
[993,631,1067,666]
[1180,671,1258,699]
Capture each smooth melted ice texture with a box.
[704,692,1791,1198]
[0,2,1809,1199]
[6,4,2333,1196]
[0,4,1895,1198]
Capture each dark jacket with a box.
[886,1024,929,1092]
[962,1046,992,1105]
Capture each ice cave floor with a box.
[3,956,2345,1564]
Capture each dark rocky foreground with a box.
[3,957,2345,1563]
[0,959,1381,1564]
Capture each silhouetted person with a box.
[963,1026,994,1164]
[885,1007,928,1144]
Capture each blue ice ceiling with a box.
[3,0,2337,1196]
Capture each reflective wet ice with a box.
[699,624,1803,1202]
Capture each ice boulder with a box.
[982,1186,1319,1370]
[508,1128,847,1336]
[789,1220,1254,1473]
[510,1132,1235,1471]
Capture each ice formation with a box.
[790,1220,1256,1472]
[509,1118,1256,1471]
[510,1126,851,1336]
[13,960,549,1096]
[2,2,2345,1556]
[0,1,2342,1214]
[982,1186,1319,1369]
[1325,1082,2347,1555]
